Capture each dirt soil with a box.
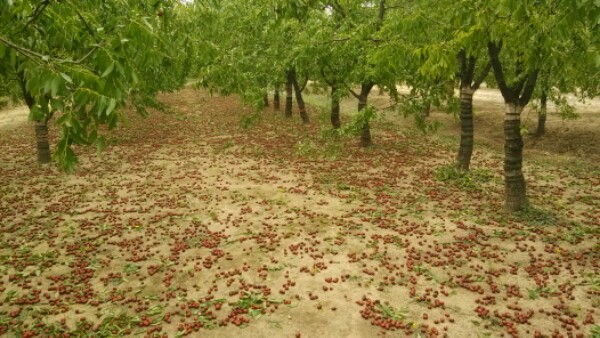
[0,88,598,338]
[0,105,29,131]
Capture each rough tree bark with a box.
[285,70,293,118]
[504,103,527,212]
[457,87,474,170]
[263,93,269,108]
[35,120,51,163]
[456,50,491,171]
[290,70,309,124]
[488,42,539,212]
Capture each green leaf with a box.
[131,70,139,84]
[107,111,118,129]
[50,98,65,112]
[57,113,70,126]
[74,91,89,107]
[142,17,154,31]
[88,130,98,144]
[29,105,45,122]
[50,76,61,97]
[106,98,117,116]
[101,62,115,78]
[60,73,73,83]
[55,138,78,173]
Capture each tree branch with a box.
[0,35,99,66]
[472,62,492,91]
[466,56,476,85]
[378,0,386,24]
[457,49,468,87]
[300,72,309,92]
[1,35,49,61]
[329,1,346,18]
[16,69,35,108]
[19,0,52,34]
[345,83,361,99]
[513,56,527,98]
[74,6,101,43]
[320,67,334,87]
[487,41,515,102]
[519,69,539,106]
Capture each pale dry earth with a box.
[0,89,598,338]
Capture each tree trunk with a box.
[456,87,474,171]
[358,95,372,147]
[422,100,431,118]
[331,85,341,129]
[488,41,537,213]
[291,70,309,124]
[19,76,51,164]
[535,91,547,136]
[357,84,373,147]
[504,103,527,212]
[35,120,51,163]
[274,84,281,111]
[285,71,293,118]
[263,93,269,108]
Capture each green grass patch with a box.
[434,164,493,190]
[512,206,557,227]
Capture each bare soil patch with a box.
[0,105,29,131]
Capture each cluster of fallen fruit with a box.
[0,90,598,337]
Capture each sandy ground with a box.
[0,105,29,130]
[0,89,598,338]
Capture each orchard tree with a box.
[318,0,397,146]
[384,0,490,170]
[453,48,491,171]
[0,0,192,171]
[531,28,599,137]
[194,0,313,124]
[379,0,598,211]
[347,0,389,147]
[485,0,599,212]
[300,2,357,129]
